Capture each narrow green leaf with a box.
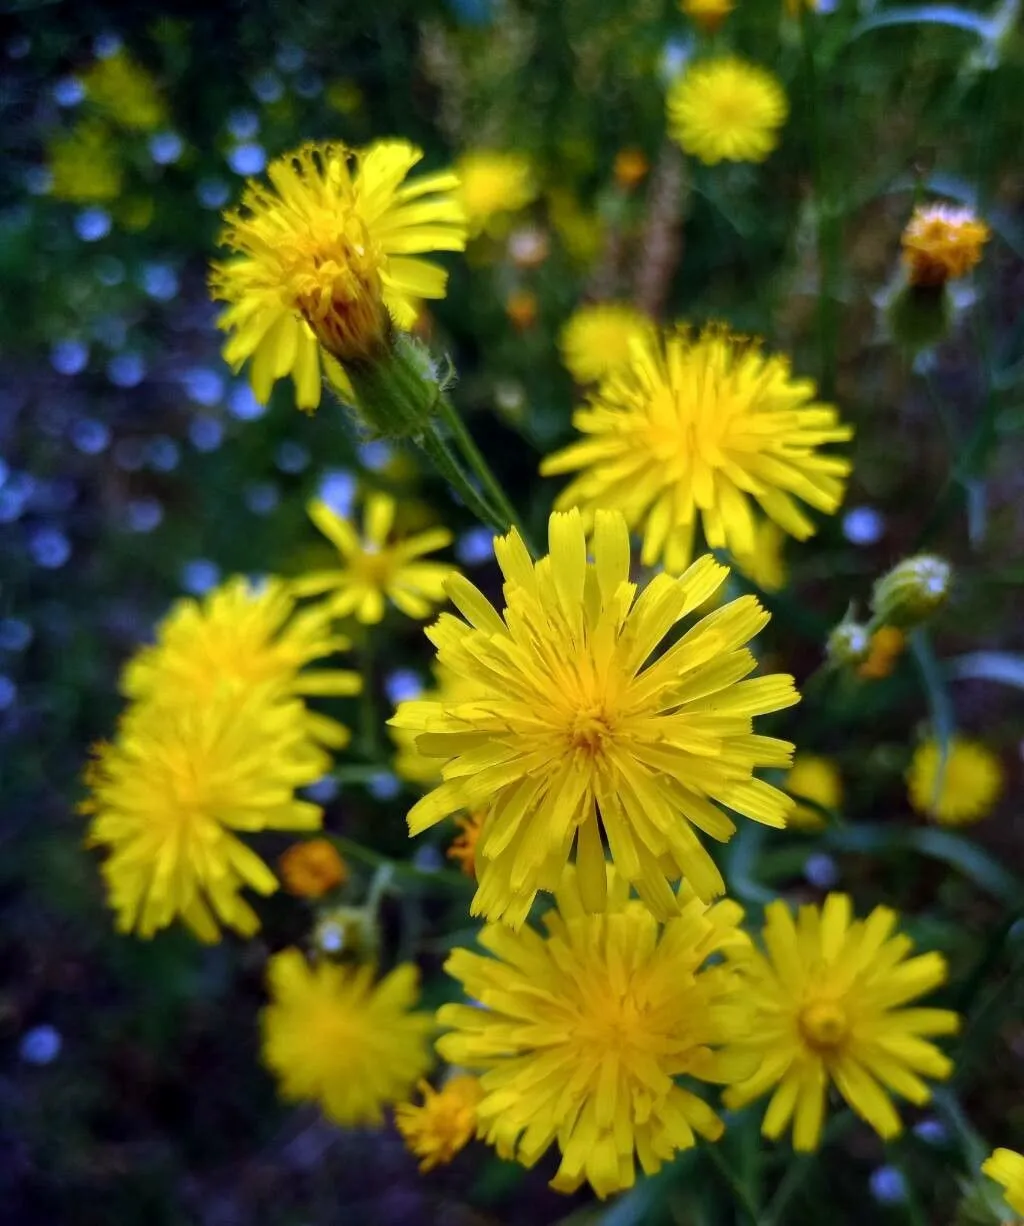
[849,5,991,41]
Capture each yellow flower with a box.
[723,894,959,1151]
[902,203,990,288]
[455,151,537,237]
[83,688,326,942]
[447,810,486,878]
[681,0,735,32]
[295,493,457,625]
[858,625,905,680]
[785,754,841,831]
[548,188,604,266]
[395,1075,482,1171]
[907,737,1003,825]
[667,58,788,165]
[558,303,655,385]
[736,518,787,593]
[210,140,467,411]
[121,576,359,751]
[81,50,166,131]
[392,509,798,927]
[542,325,852,574]
[983,1148,1024,1217]
[261,949,433,1126]
[279,839,348,898]
[437,868,749,1197]
[48,121,122,203]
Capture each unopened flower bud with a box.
[313,905,379,962]
[886,281,953,353]
[872,554,952,628]
[826,619,871,668]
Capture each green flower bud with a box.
[826,619,872,668]
[312,905,379,963]
[886,281,953,353]
[344,331,442,439]
[871,554,953,628]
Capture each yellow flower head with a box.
[455,151,537,237]
[681,0,735,33]
[121,576,360,751]
[542,325,852,574]
[558,303,655,385]
[81,50,166,131]
[667,58,788,165]
[83,688,326,942]
[438,868,749,1197]
[392,509,798,928]
[395,1075,483,1171]
[907,737,1003,825]
[901,203,990,288]
[785,754,842,831]
[983,1148,1024,1217]
[447,810,486,878]
[723,893,959,1150]
[48,121,122,203]
[210,140,467,411]
[391,664,482,787]
[279,838,348,898]
[261,949,433,1126]
[296,492,457,625]
[736,518,788,593]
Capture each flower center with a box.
[798,999,849,1051]
[569,705,615,754]
[354,546,395,586]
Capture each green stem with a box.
[357,633,379,760]
[763,1111,855,1226]
[704,1143,763,1224]
[434,392,536,553]
[333,836,473,895]
[420,421,509,534]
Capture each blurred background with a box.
[2,1,1023,1223]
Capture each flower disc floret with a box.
[437,869,749,1197]
[261,949,433,1126]
[542,326,852,574]
[210,140,467,410]
[667,58,788,165]
[391,509,798,927]
[723,894,959,1150]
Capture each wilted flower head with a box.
[901,203,990,288]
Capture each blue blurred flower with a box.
[189,417,224,452]
[140,262,179,301]
[244,481,279,515]
[228,143,266,176]
[149,131,184,165]
[251,70,284,103]
[107,352,146,388]
[385,669,423,705]
[228,384,265,420]
[456,526,494,566]
[368,771,401,801]
[227,108,260,139]
[304,775,339,804]
[913,1117,948,1146]
[75,208,112,242]
[843,506,885,546]
[0,676,16,710]
[30,527,72,570]
[275,441,309,474]
[197,177,231,209]
[869,1166,907,1206]
[93,32,122,58]
[181,367,225,407]
[0,618,32,652]
[71,418,112,456]
[317,469,355,517]
[275,43,305,73]
[804,853,839,890]
[53,76,85,107]
[181,559,220,595]
[19,1024,61,1066]
[147,437,180,472]
[51,339,89,376]
[358,440,391,472]
[126,497,164,534]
